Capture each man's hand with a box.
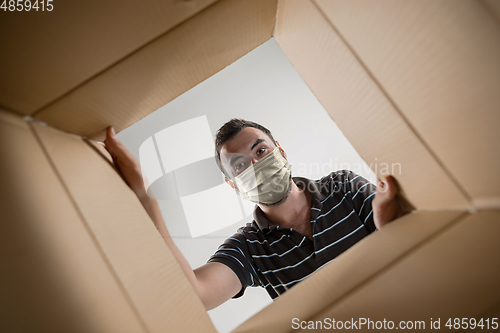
[372,175,411,229]
[103,126,147,199]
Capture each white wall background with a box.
[118,38,376,333]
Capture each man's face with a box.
[220,127,279,182]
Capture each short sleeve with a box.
[207,231,262,298]
[342,171,377,232]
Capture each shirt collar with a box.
[253,176,330,232]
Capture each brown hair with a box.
[215,119,277,178]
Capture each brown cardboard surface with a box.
[274,0,470,210]
[306,211,500,331]
[234,210,465,333]
[33,0,277,141]
[2,1,499,331]
[477,300,500,325]
[314,0,500,208]
[0,0,217,114]
[480,0,500,26]
[30,122,216,333]
[0,110,145,333]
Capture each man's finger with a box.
[104,126,122,155]
[108,126,117,138]
[377,176,386,191]
[384,175,398,199]
[105,127,116,144]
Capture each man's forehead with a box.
[220,127,272,158]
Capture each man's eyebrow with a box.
[230,155,243,167]
[227,138,264,167]
[251,138,264,151]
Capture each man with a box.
[104,119,407,310]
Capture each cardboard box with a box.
[1,0,499,331]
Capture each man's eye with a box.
[257,147,266,155]
[235,162,245,171]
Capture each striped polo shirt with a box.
[207,170,377,300]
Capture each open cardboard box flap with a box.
[1,0,500,331]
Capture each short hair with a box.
[215,119,277,178]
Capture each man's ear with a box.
[225,177,238,191]
[276,141,287,159]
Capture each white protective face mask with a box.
[233,147,291,204]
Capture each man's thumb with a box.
[108,126,117,138]
[105,126,117,144]
[385,175,398,198]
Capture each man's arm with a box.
[103,126,240,310]
[344,171,377,232]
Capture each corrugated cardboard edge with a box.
[233,211,465,333]
[34,0,278,141]
[314,0,500,209]
[273,0,470,210]
[0,0,218,115]
[308,211,500,329]
[30,121,217,333]
[0,110,147,333]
